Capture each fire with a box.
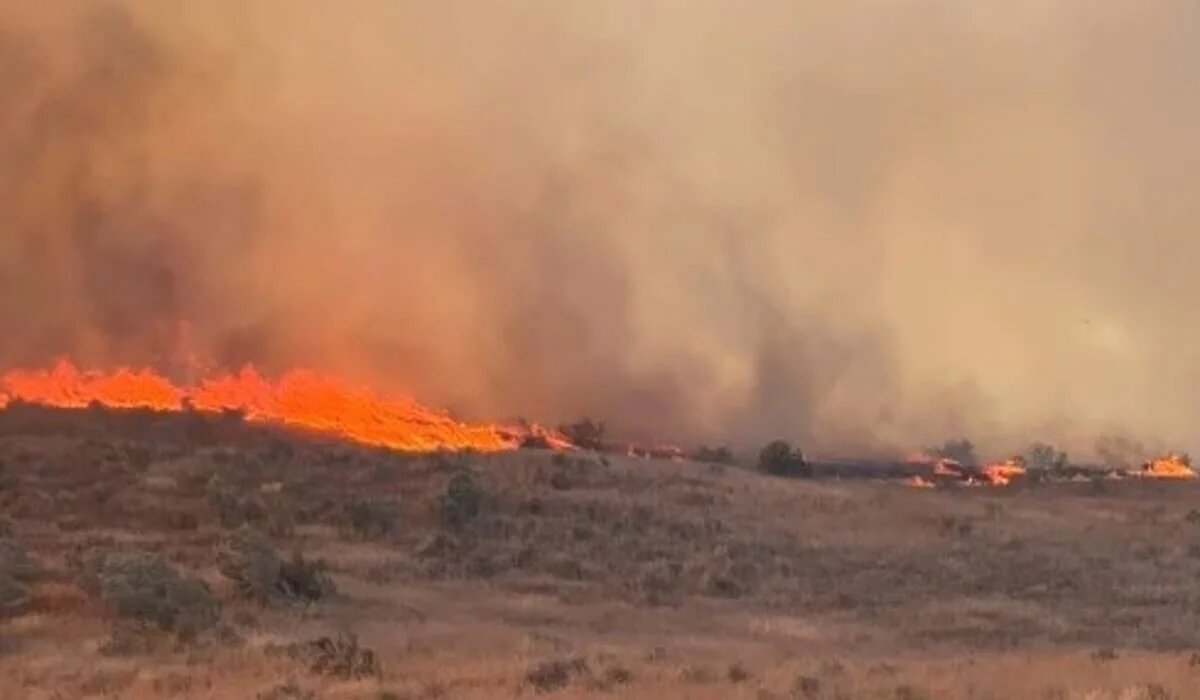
[911,457,1027,488]
[933,459,966,479]
[1139,453,1197,480]
[981,458,1027,486]
[0,359,564,453]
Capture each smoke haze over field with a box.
[1,1,1198,458]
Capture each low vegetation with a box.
[0,406,1193,697]
[68,548,222,642]
[217,527,336,605]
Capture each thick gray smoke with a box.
[1,2,1197,458]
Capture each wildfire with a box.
[1139,453,1198,480]
[910,457,1027,488]
[0,359,566,453]
[981,458,1027,486]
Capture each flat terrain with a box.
[0,405,1197,699]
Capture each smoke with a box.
[1,1,1198,458]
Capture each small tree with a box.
[927,438,978,468]
[1024,441,1068,473]
[558,418,607,451]
[756,440,811,478]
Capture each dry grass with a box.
[0,405,1199,698]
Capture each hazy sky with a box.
[1,1,1198,459]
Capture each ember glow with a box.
[0,359,565,453]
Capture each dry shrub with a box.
[440,471,485,530]
[268,632,381,680]
[206,472,295,535]
[68,548,221,642]
[525,655,590,693]
[217,528,335,605]
[257,683,321,700]
[0,540,36,614]
[726,661,751,683]
[345,497,400,538]
[587,663,635,692]
[0,538,37,584]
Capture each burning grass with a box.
[0,358,568,453]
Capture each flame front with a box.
[0,359,551,453]
[1140,453,1198,480]
[910,457,1027,488]
[981,458,1027,486]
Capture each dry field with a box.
[0,406,1197,698]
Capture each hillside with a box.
[0,405,1195,698]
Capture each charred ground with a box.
[0,406,1196,698]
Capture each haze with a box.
[0,1,1196,460]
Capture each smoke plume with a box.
[1,1,1197,458]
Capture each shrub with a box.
[69,549,221,641]
[0,538,37,583]
[217,528,335,605]
[1025,441,1069,473]
[557,418,606,451]
[756,440,811,478]
[525,656,590,693]
[0,538,34,619]
[440,471,485,530]
[269,632,380,680]
[926,438,978,468]
[257,684,320,700]
[0,575,29,617]
[345,498,400,538]
[727,662,751,683]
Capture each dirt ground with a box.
[0,405,1197,699]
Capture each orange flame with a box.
[0,359,566,453]
[908,475,935,489]
[1139,453,1197,480]
[981,458,1027,486]
[921,457,1025,487]
[933,459,966,478]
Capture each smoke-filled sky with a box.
[1,1,1198,459]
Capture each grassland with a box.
[0,405,1196,699]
